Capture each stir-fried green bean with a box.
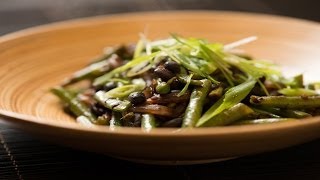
[258,107,311,119]
[109,112,122,127]
[250,95,320,109]
[141,114,157,131]
[51,87,97,123]
[94,91,131,112]
[201,103,254,127]
[61,57,118,86]
[52,33,320,129]
[182,79,211,127]
[233,118,297,125]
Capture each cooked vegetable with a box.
[182,79,211,127]
[109,112,122,127]
[232,118,297,125]
[51,34,320,129]
[201,103,254,127]
[51,87,97,123]
[250,95,320,109]
[61,54,122,86]
[94,91,131,112]
[141,114,157,131]
[196,79,256,127]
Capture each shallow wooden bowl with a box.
[1,11,320,165]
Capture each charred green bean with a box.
[250,95,320,109]
[182,79,211,127]
[201,103,254,127]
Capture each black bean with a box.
[154,65,174,81]
[161,117,183,127]
[128,92,146,105]
[164,60,180,73]
[170,78,184,90]
[103,82,117,91]
[91,103,109,116]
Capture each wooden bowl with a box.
[1,11,320,165]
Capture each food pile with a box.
[51,34,320,129]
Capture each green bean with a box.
[91,47,116,64]
[201,103,254,127]
[182,79,211,127]
[61,59,115,86]
[109,112,122,127]
[141,114,157,131]
[161,117,183,127]
[93,52,159,86]
[251,107,281,118]
[283,110,311,118]
[51,87,97,123]
[250,95,320,109]
[258,107,311,119]
[94,91,131,112]
[233,118,297,125]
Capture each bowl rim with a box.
[1,109,320,138]
[1,10,320,138]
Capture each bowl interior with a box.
[1,11,320,134]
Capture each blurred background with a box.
[1,0,319,35]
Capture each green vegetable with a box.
[90,46,117,64]
[133,38,145,58]
[53,33,318,129]
[104,84,145,99]
[278,88,318,96]
[258,107,311,119]
[93,52,160,86]
[162,47,219,84]
[251,107,281,118]
[250,95,320,109]
[141,114,157,131]
[51,87,97,123]
[109,112,122,127]
[94,91,131,112]
[199,43,234,86]
[62,60,114,86]
[233,118,297,125]
[182,79,211,127]
[201,103,254,127]
[196,79,256,127]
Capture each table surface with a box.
[1,0,320,179]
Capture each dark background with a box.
[1,0,320,179]
[1,0,319,35]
